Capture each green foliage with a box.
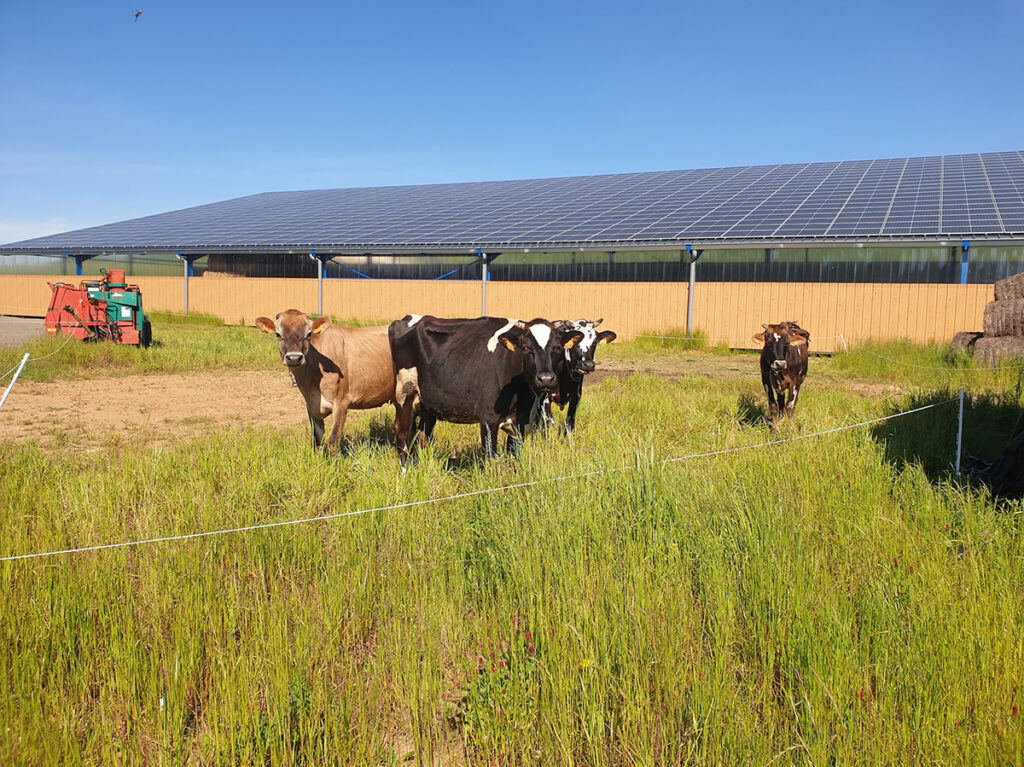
[2,337,1024,763]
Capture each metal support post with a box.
[479,249,488,316]
[685,246,703,337]
[960,241,970,285]
[68,253,94,276]
[309,250,332,316]
[176,252,200,315]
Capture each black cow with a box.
[754,321,810,422]
[542,318,617,434]
[388,315,583,465]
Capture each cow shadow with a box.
[869,388,1023,483]
[737,390,769,428]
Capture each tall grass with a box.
[1,369,1022,764]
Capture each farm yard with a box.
[1,314,1022,764]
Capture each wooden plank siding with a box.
[0,275,994,351]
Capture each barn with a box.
[3,150,1023,350]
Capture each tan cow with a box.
[256,310,396,451]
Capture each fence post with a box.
[0,353,30,412]
[955,388,965,473]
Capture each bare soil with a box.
[0,357,899,448]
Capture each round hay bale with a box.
[983,298,1024,337]
[974,336,1024,366]
[951,331,983,350]
[994,271,1024,302]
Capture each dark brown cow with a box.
[255,310,396,451]
[753,321,810,421]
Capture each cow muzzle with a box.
[534,372,558,390]
[580,359,596,373]
[771,359,788,371]
[284,352,305,366]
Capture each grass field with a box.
[1,316,1023,764]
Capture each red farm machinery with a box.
[45,269,152,347]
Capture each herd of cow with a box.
[254,311,810,464]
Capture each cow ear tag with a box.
[312,318,330,334]
[564,337,577,350]
[502,338,516,351]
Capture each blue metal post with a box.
[960,241,970,284]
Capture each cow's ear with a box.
[593,318,604,327]
[255,317,276,334]
[311,317,331,334]
[563,331,585,350]
[498,331,519,351]
[552,319,568,329]
[753,332,765,343]
[762,323,769,330]
[597,330,616,344]
[789,335,807,347]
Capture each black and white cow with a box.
[387,315,583,465]
[543,318,617,434]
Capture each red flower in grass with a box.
[1013,705,1019,716]
[909,565,914,574]
[893,556,899,567]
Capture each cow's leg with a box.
[417,414,436,449]
[776,389,788,420]
[480,421,500,458]
[309,416,326,449]
[325,403,349,454]
[565,391,582,435]
[764,382,779,422]
[784,381,799,418]
[393,398,417,467]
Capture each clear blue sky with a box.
[1,0,1022,244]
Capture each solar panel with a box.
[3,151,1023,254]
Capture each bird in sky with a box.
[134,9,143,21]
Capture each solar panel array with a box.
[4,151,1024,253]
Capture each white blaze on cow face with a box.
[407,314,423,327]
[487,319,518,352]
[529,322,552,350]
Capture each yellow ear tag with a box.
[312,322,328,334]
[564,337,577,349]
[502,338,516,351]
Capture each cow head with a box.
[497,319,582,393]
[753,322,808,371]
[255,309,331,367]
[554,318,617,375]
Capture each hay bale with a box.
[994,271,1024,301]
[983,298,1024,337]
[974,336,1024,366]
[951,331,983,350]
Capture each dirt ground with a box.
[0,356,899,448]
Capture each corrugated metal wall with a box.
[1,275,993,352]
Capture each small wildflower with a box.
[525,630,531,640]
[549,626,555,634]
[893,556,899,567]
[489,650,494,658]
[529,644,535,653]
[498,660,505,668]
[860,689,865,701]
[909,565,914,574]
[490,663,495,672]
[955,721,960,727]
[945,523,950,531]
[1013,705,1019,716]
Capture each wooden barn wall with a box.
[1,275,994,351]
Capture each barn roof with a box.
[4,150,1024,255]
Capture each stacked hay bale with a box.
[970,272,1024,365]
